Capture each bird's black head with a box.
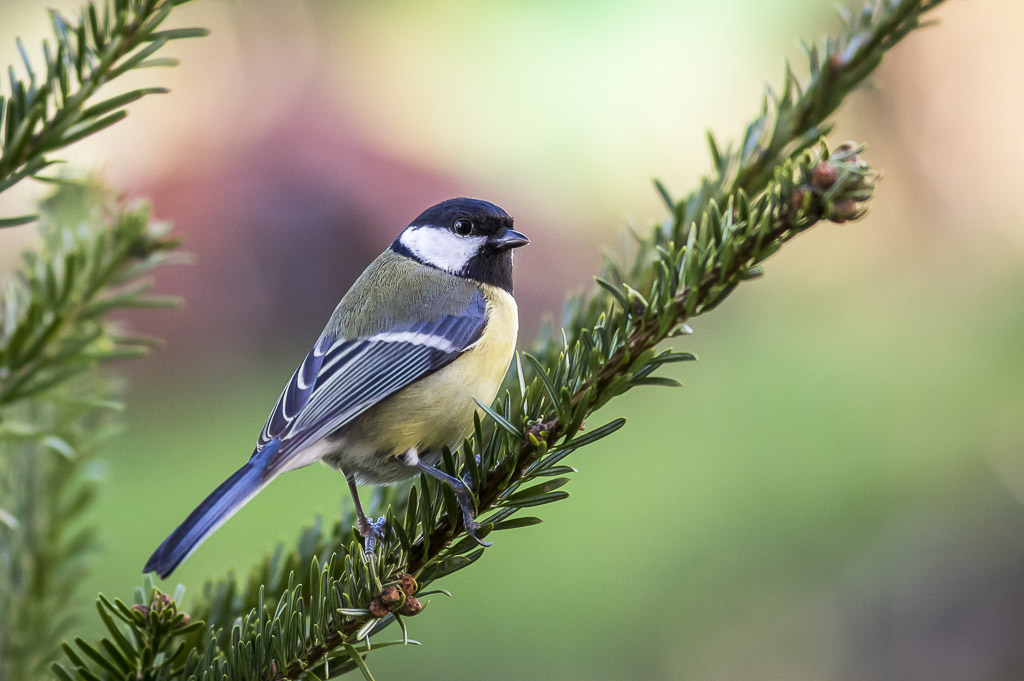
[391,198,529,293]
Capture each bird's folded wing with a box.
[254,291,488,473]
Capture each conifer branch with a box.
[0,182,182,408]
[0,0,207,226]
[673,0,942,234]
[0,180,185,678]
[48,0,946,679]
[0,0,199,672]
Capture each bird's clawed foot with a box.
[346,472,388,559]
[464,519,492,548]
[358,514,387,558]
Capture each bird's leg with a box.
[345,472,384,556]
[402,448,492,548]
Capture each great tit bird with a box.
[145,198,528,578]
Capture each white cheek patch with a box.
[399,226,484,274]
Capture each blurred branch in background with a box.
[0,182,182,408]
[0,0,206,227]
[0,6,199,667]
[0,179,184,677]
[45,1,947,680]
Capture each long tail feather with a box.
[144,442,280,578]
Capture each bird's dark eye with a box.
[453,219,473,236]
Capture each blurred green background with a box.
[3,1,1024,679]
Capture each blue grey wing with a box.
[254,291,487,471]
[257,334,331,450]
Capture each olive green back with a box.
[325,249,480,339]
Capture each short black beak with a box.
[492,228,530,250]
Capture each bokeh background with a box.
[3,1,1024,679]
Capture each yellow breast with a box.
[357,284,518,457]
